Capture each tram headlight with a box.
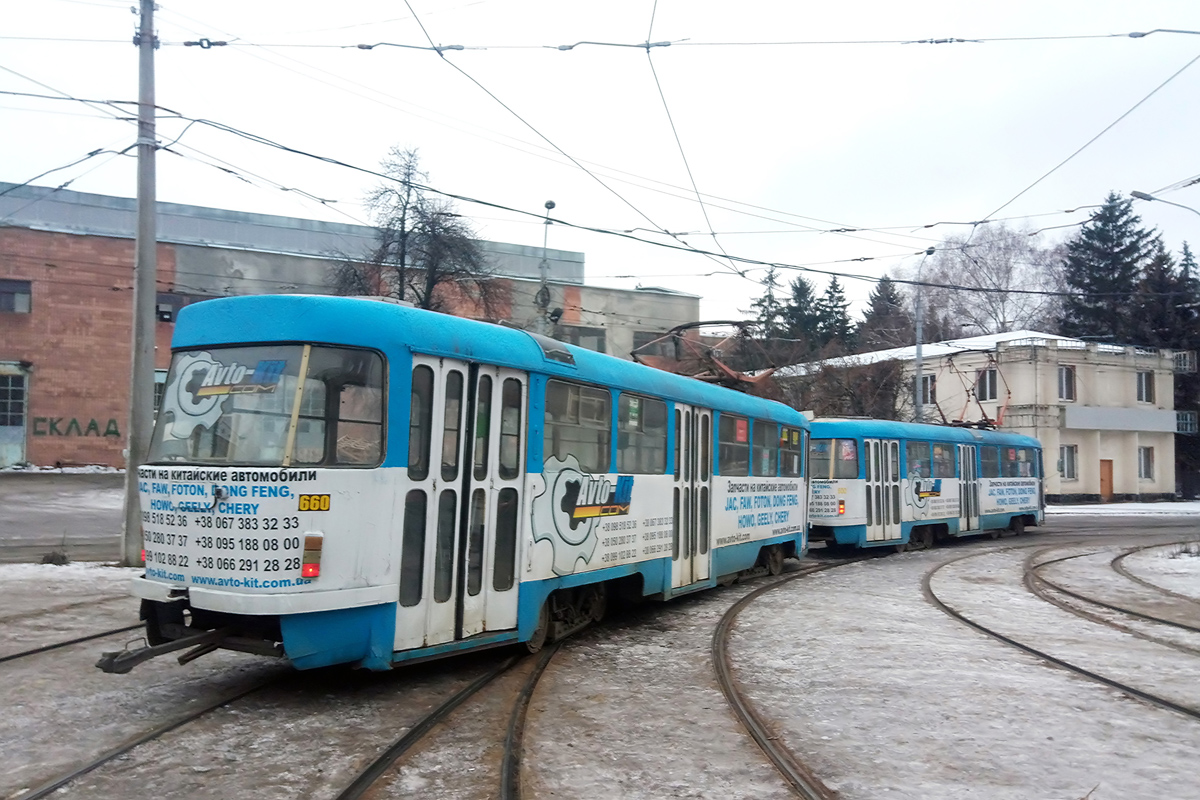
[302,533,323,578]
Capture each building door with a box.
[1100,459,1114,502]
[672,405,712,588]
[0,365,28,468]
[864,439,901,542]
[958,444,979,532]
[395,357,524,653]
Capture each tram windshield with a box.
[148,344,384,467]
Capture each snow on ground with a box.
[1046,500,1200,515]
[1121,544,1200,601]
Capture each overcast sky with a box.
[5,1,1200,321]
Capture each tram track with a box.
[712,561,860,800]
[1111,543,1200,606]
[924,544,1200,723]
[0,623,142,666]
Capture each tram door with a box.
[672,405,712,589]
[957,444,980,533]
[863,439,901,542]
[395,357,525,653]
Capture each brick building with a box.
[0,183,699,468]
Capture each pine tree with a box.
[1132,241,1184,349]
[856,276,913,352]
[1059,192,1157,342]
[1178,242,1200,350]
[781,274,822,347]
[747,266,787,338]
[816,277,855,351]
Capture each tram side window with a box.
[408,365,434,480]
[980,446,1001,478]
[807,438,857,479]
[906,441,931,478]
[718,414,750,476]
[544,380,611,474]
[399,490,426,608]
[617,394,668,474]
[932,443,956,478]
[1003,446,1038,477]
[752,420,778,477]
[499,378,523,480]
[780,427,803,478]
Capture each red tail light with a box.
[838,499,846,515]
[301,534,323,579]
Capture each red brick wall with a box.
[0,228,177,467]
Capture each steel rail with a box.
[1111,544,1200,607]
[713,563,853,800]
[0,624,141,666]
[499,643,561,800]
[14,675,278,800]
[0,595,131,626]
[924,549,1200,723]
[335,656,519,800]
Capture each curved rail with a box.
[1111,544,1200,607]
[0,624,142,666]
[14,675,277,800]
[335,656,520,800]
[713,564,852,800]
[500,643,561,800]
[924,550,1200,723]
[0,595,131,626]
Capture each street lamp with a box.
[1131,190,1200,219]
[537,200,555,334]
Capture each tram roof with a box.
[809,418,1041,448]
[173,295,807,426]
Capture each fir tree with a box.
[748,266,787,338]
[781,274,822,348]
[1178,242,1200,350]
[816,277,855,350]
[1133,241,1184,349]
[1059,192,1157,342]
[856,276,913,352]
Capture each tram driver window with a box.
[293,347,385,467]
[806,438,857,479]
[544,380,611,474]
[906,441,931,478]
[617,394,667,474]
[718,414,750,476]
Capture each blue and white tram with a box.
[806,418,1044,551]
[109,295,809,673]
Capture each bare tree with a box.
[330,148,496,315]
[900,223,1064,336]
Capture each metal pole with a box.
[536,199,554,335]
[913,248,933,423]
[121,0,158,566]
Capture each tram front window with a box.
[148,344,384,467]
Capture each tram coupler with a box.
[96,627,232,674]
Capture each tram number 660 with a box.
[298,494,331,512]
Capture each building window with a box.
[1137,371,1155,404]
[1058,365,1076,402]
[1059,445,1078,480]
[1179,411,1199,434]
[1138,446,1154,480]
[976,369,998,402]
[0,280,31,313]
[0,373,27,427]
[919,375,936,406]
[559,325,606,354]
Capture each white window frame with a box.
[920,374,936,405]
[976,369,998,402]
[1138,446,1154,481]
[1136,371,1155,404]
[1058,444,1078,480]
[1058,365,1076,402]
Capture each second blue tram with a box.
[111,295,810,673]
[806,418,1043,551]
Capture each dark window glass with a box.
[617,394,668,474]
[473,375,492,481]
[980,446,1001,478]
[932,443,956,478]
[672,488,680,559]
[906,441,931,478]
[0,279,31,313]
[699,486,710,554]
[543,380,611,474]
[493,488,518,591]
[409,365,434,480]
[399,490,427,607]
[717,414,749,476]
[752,420,777,477]
[701,414,711,481]
[467,488,486,596]
[499,378,523,480]
[780,426,803,477]
[834,439,859,479]
[433,490,456,603]
[673,408,682,479]
[441,371,463,481]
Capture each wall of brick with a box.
[0,228,177,467]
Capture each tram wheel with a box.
[766,545,785,575]
[1011,517,1026,536]
[581,583,608,623]
[525,602,550,654]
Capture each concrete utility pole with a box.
[913,247,934,423]
[122,0,158,566]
